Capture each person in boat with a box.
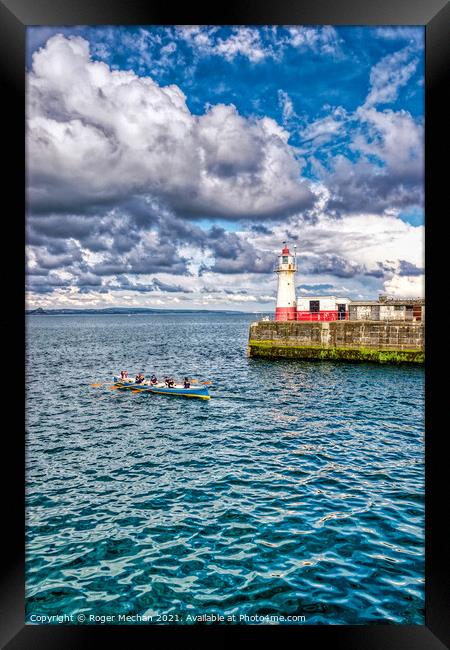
[164,377,175,388]
[150,374,157,385]
[135,373,145,384]
[120,370,128,380]
[183,377,190,388]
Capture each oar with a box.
[190,379,212,385]
[92,380,130,388]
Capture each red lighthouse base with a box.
[275,307,297,321]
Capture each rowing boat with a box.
[112,377,210,400]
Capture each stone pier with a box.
[248,320,424,364]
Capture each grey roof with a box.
[350,298,424,306]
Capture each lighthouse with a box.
[275,242,297,321]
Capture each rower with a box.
[120,370,128,380]
[135,373,145,384]
[150,374,157,385]
[183,377,190,388]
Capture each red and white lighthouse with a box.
[275,242,297,321]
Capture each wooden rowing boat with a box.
[112,377,210,400]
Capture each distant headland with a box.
[26,307,259,316]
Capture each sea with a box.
[25,313,425,625]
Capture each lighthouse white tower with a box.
[275,242,297,321]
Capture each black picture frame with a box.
[2,1,448,647]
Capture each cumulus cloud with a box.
[383,273,424,297]
[364,47,419,107]
[299,107,348,145]
[215,27,273,63]
[309,105,423,216]
[109,276,192,293]
[374,27,423,48]
[296,43,423,216]
[175,26,342,63]
[248,211,424,280]
[27,35,314,222]
[278,90,295,123]
[286,26,342,57]
[354,107,423,180]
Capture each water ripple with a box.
[26,314,424,624]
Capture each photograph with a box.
[24,23,426,628]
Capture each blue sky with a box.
[26,26,424,309]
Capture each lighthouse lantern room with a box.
[275,242,297,321]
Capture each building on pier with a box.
[348,297,425,322]
[274,243,424,323]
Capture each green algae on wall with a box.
[248,340,424,364]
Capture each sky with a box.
[26,25,424,311]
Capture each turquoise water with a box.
[26,314,424,625]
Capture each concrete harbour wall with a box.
[248,321,424,364]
